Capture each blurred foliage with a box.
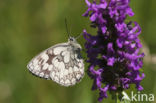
[0,0,155,103]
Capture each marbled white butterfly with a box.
[27,35,84,86]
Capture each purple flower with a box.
[83,0,145,101]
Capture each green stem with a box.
[115,92,119,103]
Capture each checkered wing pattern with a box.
[27,43,84,86]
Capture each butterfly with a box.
[27,36,84,87]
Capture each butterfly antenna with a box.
[75,33,83,40]
[69,25,72,37]
[65,18,70,38]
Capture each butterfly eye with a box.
[70,38,74,41]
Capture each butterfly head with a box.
[68,37,76,43]
[68,36,82,49]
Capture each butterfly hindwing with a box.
[27,43,84,86]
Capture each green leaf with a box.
[116,97,121,103]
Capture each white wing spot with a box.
[54,76,59,82]
[55,72,59,76]
[68,67,73,74]
[50,71,55,78]
[64,53,70,63]
[29,65,33,70]
[76,74,81,79]
[58,62,65,71]
[42,63,49,70]
[53,47,66,55]
[64,69,68,75]
[34,65,40,71]
[78,62,83,68]
[32,69,36,73]
[39,72,44,77]
[62,51,67,56]
[60,72,63,78]
[71,78,76,84]
[48,50,53,54]
[29,62,33,67]
[41,53,49,63]
[53,59,59,67]
[65,79,70,84]
[33,59,38,65]
[60,79,64,84]
[48,65,53,71]
[59,62,65,78]
[45,75,49,78]
[80,68,84,73]
[28,67,32,71]
[36,71,39,75]
[74,66,79,72]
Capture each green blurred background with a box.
[0,0,155,103]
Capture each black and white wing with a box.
[27,43,84,86]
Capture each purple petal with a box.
[126,7,134,16]
[85,0,91,6]
[90,13,97,21]
[98,3,107,9]
[101,26,107,34]
[107,57,115,66]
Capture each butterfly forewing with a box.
[27,42,84,86]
